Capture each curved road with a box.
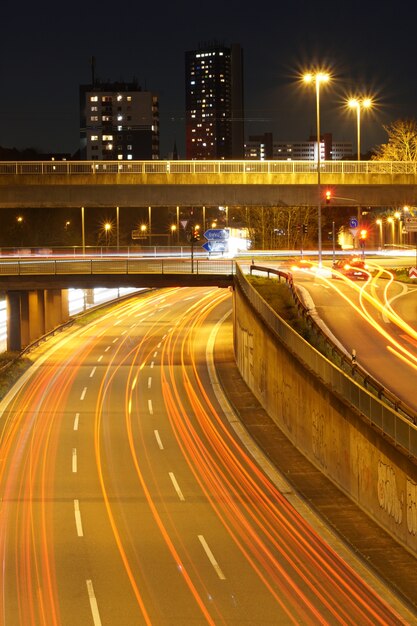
[292,264,417,411]
[0,287,412,624]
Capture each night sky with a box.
[1,0,416,159]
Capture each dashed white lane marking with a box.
[154,430,164,450]
[90,366,97,378]
[80,387,87,401]
[97,355,103,362]
[86,580,102,626]
[148,399,153,415]
[169,472,185,501]
[104,346,110,352]
[112,338,119,344]
[73,413,80,431]
[150,361,154,368]
[198,535,226,580]
[157,342,161,348]
[114,320,121,326]
[121,330,127,335]
[74,499,84,536]
[148,377,152,389]
[72,449,77,473]
[184,296,196,301]
[153,352,158,358]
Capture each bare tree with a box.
[236,206,317,250]
[372,119,417,161]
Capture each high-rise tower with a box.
[185,42,244,160]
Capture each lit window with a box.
[127,145,132,150]
[117,94,123,101]
[91,106,98,112]
[91,116,98,121]
[102,135,113,141]
[118,154,123,160]
[117,126,122,131]
[90,96,98,102]
[91,135,99,141]
[127,154,132,160]
[127,96,132,102]
[117,115,123,121]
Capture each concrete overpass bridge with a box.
[1,160,417,208]
[0,256,235,351]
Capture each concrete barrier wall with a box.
[234,282,417,555]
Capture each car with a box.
[290,258,315,271]
[332,256,369,280]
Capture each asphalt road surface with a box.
[0,286,413,625]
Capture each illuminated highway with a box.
[0,287,412,624]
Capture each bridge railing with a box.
[236,264,417,460]
[1,160,417,176]
[0,257,236,277]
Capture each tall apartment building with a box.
[79,80,159,161]
[245,133,352,161]
[185,42,244,160]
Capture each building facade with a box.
[185,42,244,160]
[79,81,159,161]
[245,133,352,161]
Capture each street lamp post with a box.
[348,97,373,161]
[347,97,372,247]
[376,218,383,250]
[303,71,330,268]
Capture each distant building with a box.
[79,80,159,161]
[185,42,244,160]
[244,133,273,160]
[244,132,352,161]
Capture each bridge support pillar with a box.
[45,289,69,332]
[6,291,26,352]
[6,289,69,352]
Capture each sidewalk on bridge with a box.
[213,316,417,615]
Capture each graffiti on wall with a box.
[377,461,403,525]
[407,478,417,535]
[312,408,327,469]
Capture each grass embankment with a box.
[0,352,33,401]
[247,276,312,339]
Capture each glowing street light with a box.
[347,97,373,161]
[303,70,331,267]
[104,222,112,246]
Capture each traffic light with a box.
[302,224,308,234]
[325,190,331,205]
[190,228,200,243]
[359,228,367,248]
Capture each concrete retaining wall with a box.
[234,282,417,555]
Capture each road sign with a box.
[349,217,359,228]
[409,267,417,278]
[404,216,417,232]
[202,241,228,253]
[204,228,229,241]
[350,228,358,238]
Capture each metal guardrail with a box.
[240,264,417,459]
[1,160,417,176]
[0,257,236,277]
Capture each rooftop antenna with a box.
[91,56,96,86]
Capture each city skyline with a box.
[1,0,416,159]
